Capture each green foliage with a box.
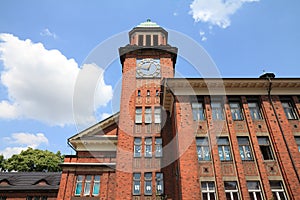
[0,154,4,172]
[3,148,64,172]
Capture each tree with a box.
[0,155,4,172]
[4,148,64,172]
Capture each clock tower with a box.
[115,19,177,199]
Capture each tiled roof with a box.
[0,172,61,191]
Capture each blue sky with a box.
[0,0,299,158]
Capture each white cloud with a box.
[101,112,112,120]
[0,33,113,126]
[0,132,49,158]
[0,147,27,159]
[189,0,260,29]
[40,28,57,39]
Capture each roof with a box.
[68,112,119,151]
[0,172,61,191]
[136,19,160,27]
[161,77,300,111]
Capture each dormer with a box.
[129,19,168,46]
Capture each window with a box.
[147,90,150,96]
[145,138,152,157]
[248,102,262,120]
[74,175,100,197]
[230,102,243,120]
[75,175,83,196]
[146,35,151,46]
[201,182,216,200]
[237,137,253,161]
[192,102,205,121]
[224,181,240,200]
[270,181,287,200]
[137,90,141,96]
[247,181,263,200]
[217,137,232,161]
[196,137,211,161]
[211,102,224,120]
[145,107,152,124]
[258,137,274,160]
[295,136,300,152]
[282,101,297,120]
[144,173,152,195]
[156,173,164,195]
[154,107,161,123]
[135,107,142,124]
[155,138,163,157]
[26,197,47,200]
[138,35,143,46]
[153,35,158,46]
[92,175,100,196]
[133,173,141,195]
[156,90,159,96]
[134,138,142,157]
[84,175,92,196]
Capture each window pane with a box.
[258,137,274,160]
[192,102,205,121]
[133,173,141,195]
[92,175,100,196]
[224,181,237,190]
[144,173,152,195]
[282,101,297,120]
[75,175,83,195]
[230,102,243,120]
[197,138,210,161]
[211,102,224,120]
[155,138,163,157]
[146,35,151,46]
[134,138,142,157]
[135,108,142,123]
[145,138,152,157]
[145,107,152,123]
[154,107,161,123]
[153,35,158,46]
[248,102,262,120]
[84,175,92,195]
[156,173,164,195]
[138,35,143,46]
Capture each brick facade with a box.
[56,20,300,200]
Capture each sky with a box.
[0,0,300,158]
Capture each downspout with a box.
[263,74,300,183]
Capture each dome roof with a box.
[136,19,160,28]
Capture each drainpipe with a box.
[260,73,300,183]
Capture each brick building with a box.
[57,20,300,200]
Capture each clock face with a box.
[136,58,161,78]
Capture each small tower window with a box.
[138,35,143,46]
[137,90,141,96]
[147,90,150,96]
[153,35,158,46]
[146,35,151,46]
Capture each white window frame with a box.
[133,173,141,195]
[154,107,161,123]
[155,138,163,157]
[248,102,262,120]
[145,138,152,157]
[135,107,142,124]
[211,102,224,120]
[224,181,240,200]
[238,137,253,161]
[134,138,142,157]
[217,137,232,161]
[270,181,288,200]
[247,181,263,200]
[196,137,211,161]
[230,102,243,120]
[201,181,216,200]
[282,101,297,120]
[145,107,152,124]
[144,172,152,195]
[192,102,205,121]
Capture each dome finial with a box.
[147,18,151,22]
